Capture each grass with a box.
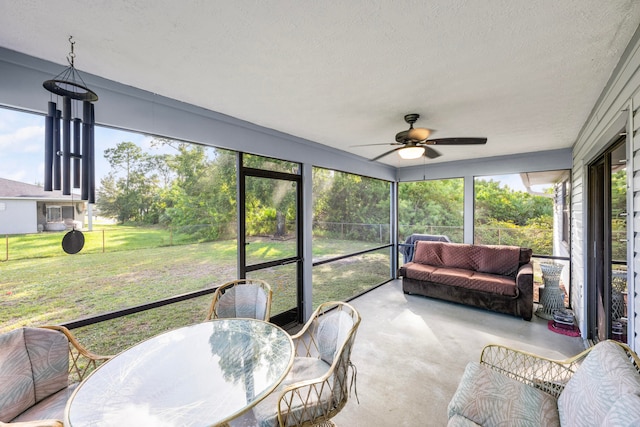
[1,224,200,261]
[1,227,390,355]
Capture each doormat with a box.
[548,320,581,337]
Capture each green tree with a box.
[97,142,161,223]
[313,170,390,241]
[398,179,464,241]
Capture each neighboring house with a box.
[0,177,86,235]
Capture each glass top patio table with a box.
[64,319,294,427]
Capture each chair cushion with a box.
[601,393,640,426]
[23,328,69,403]
[557,340,640,426]
[252,357,331,427]
[11,384,76,423]
[447,414,482,427]
[448,362,560,427]
[0,328,36,422]
[317,310,353,365]
[217,285,268,320]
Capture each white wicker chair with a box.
[206,279,273,321]
[251,301,361,427]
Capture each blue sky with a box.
[0,107,154,186]
[1,107,534,192]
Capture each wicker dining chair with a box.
[0,326,112,426]
[251,301,361,427]
[205,279,273,321]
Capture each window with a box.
[312,167,391,304]
[398,178,464,243]
[46,206,62,222]
[474,173,555,255]
[1,107,239,354]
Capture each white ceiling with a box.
[2,0,640,168]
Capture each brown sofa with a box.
[399,241,534,320]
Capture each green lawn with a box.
[1,227,389,354]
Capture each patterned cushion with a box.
[430,268,517,295]
[216,284,269,320]
[557,341,640,426]
[23,328,69,403]
[0,328,36,422]
[447,414,482,427]
[316,310,353,365]
[402,262,437,281]
[11,385,76,423]
[472,245,520,276]
[412,241,522,276]
[252,357,331,427]
[601,393,640,426]
[448,362,560,427]
[440,243,477,270]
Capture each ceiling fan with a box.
[358,114,487,161]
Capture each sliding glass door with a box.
[587,136,628,342]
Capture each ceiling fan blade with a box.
[351,142,403,147]
[370,147,403,161]
[427,137,487,145]
[424,147,441,159]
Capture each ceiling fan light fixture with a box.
[398,146,425,159]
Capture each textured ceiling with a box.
[1,0,640,167]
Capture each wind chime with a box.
[42,37,98,254]
[42,36,97,204]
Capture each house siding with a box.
[572,26,640,350]
[0,199,37,234]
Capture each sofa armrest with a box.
[515,262,533,296]
[514,262,534,320]
[39,326,113,383]
[479,343,589,398]
[479,341,640,399]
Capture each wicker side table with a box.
[535,263,565,320]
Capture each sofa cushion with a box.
[472,245,521,276]
[412,241,522,277]
[448,362,560,427]
[401,262,437,281]
[447,414,482,427]
[0,329,36,422]
[431,268,518,296]
[23,328,69,403]
[557,341,640,426]
[601,393,640,426]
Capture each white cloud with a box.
[0,125,44,151]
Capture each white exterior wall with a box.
[0,199,37,234]
[572,26,640,350]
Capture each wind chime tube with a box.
[44,102,56,191]
[89,103,96,204]
[62,96,71,195]
[73,118,81,188]
[81,101,91,201]
[53,109,62,191]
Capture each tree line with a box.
[97,140,559,252]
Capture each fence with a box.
[2,222,556,261]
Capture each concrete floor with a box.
[332,280,586,427]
